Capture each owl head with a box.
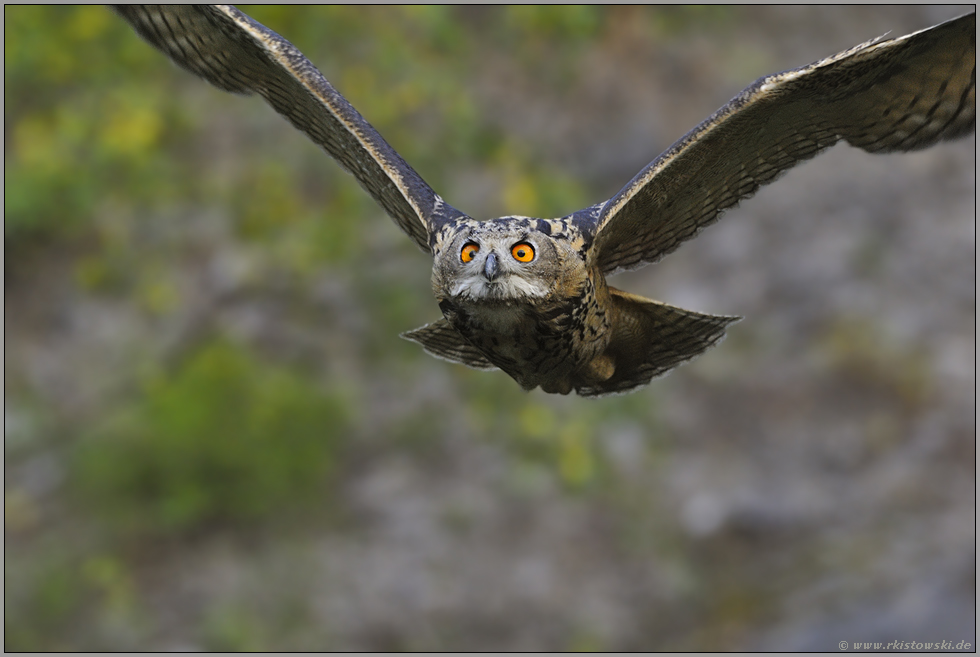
[430,217,586,303]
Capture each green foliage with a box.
[4,563,79,650]
[203,605,266,652]
[463,387,657,491]
[5,6,184,245]
[5,550,152,652]
[73,341,350,533]
[496,143,591,219]
[646,5,735,36]
[504,5,604,40]
[202,594,321,652]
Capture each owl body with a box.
[427,217,613,394]
[438,293,608,395]
[409,215,739,396]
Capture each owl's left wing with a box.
[589,12,975,275]
[114,5,465,254]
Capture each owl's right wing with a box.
[588,11,975,275]
[114,5,466,254]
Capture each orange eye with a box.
[460,242,480,263]
[511,242,535,263]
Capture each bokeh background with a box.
[5,5,975,651]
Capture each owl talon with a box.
[581,354,616,383]
[541,379,574,395]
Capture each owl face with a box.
[431,218,580,303]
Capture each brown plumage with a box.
[115,6,975,397]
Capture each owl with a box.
[115,6,975,397]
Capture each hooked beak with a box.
[483,252,499,281]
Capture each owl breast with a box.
[438,270,614,395]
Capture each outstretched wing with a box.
[113,5,466,254]
[589,12,975,275]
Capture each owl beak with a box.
[483,252,499,281]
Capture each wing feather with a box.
[590,12,975,275]
[401,320,497,371]
[114,5,465,253]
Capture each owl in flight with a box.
[115,6,975,397]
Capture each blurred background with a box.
[4,5,975,651]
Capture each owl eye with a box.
[460,242,480,263]
[511,242,535,263]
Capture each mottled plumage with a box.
[115,6,975,397]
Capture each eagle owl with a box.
[115,6,975,397]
